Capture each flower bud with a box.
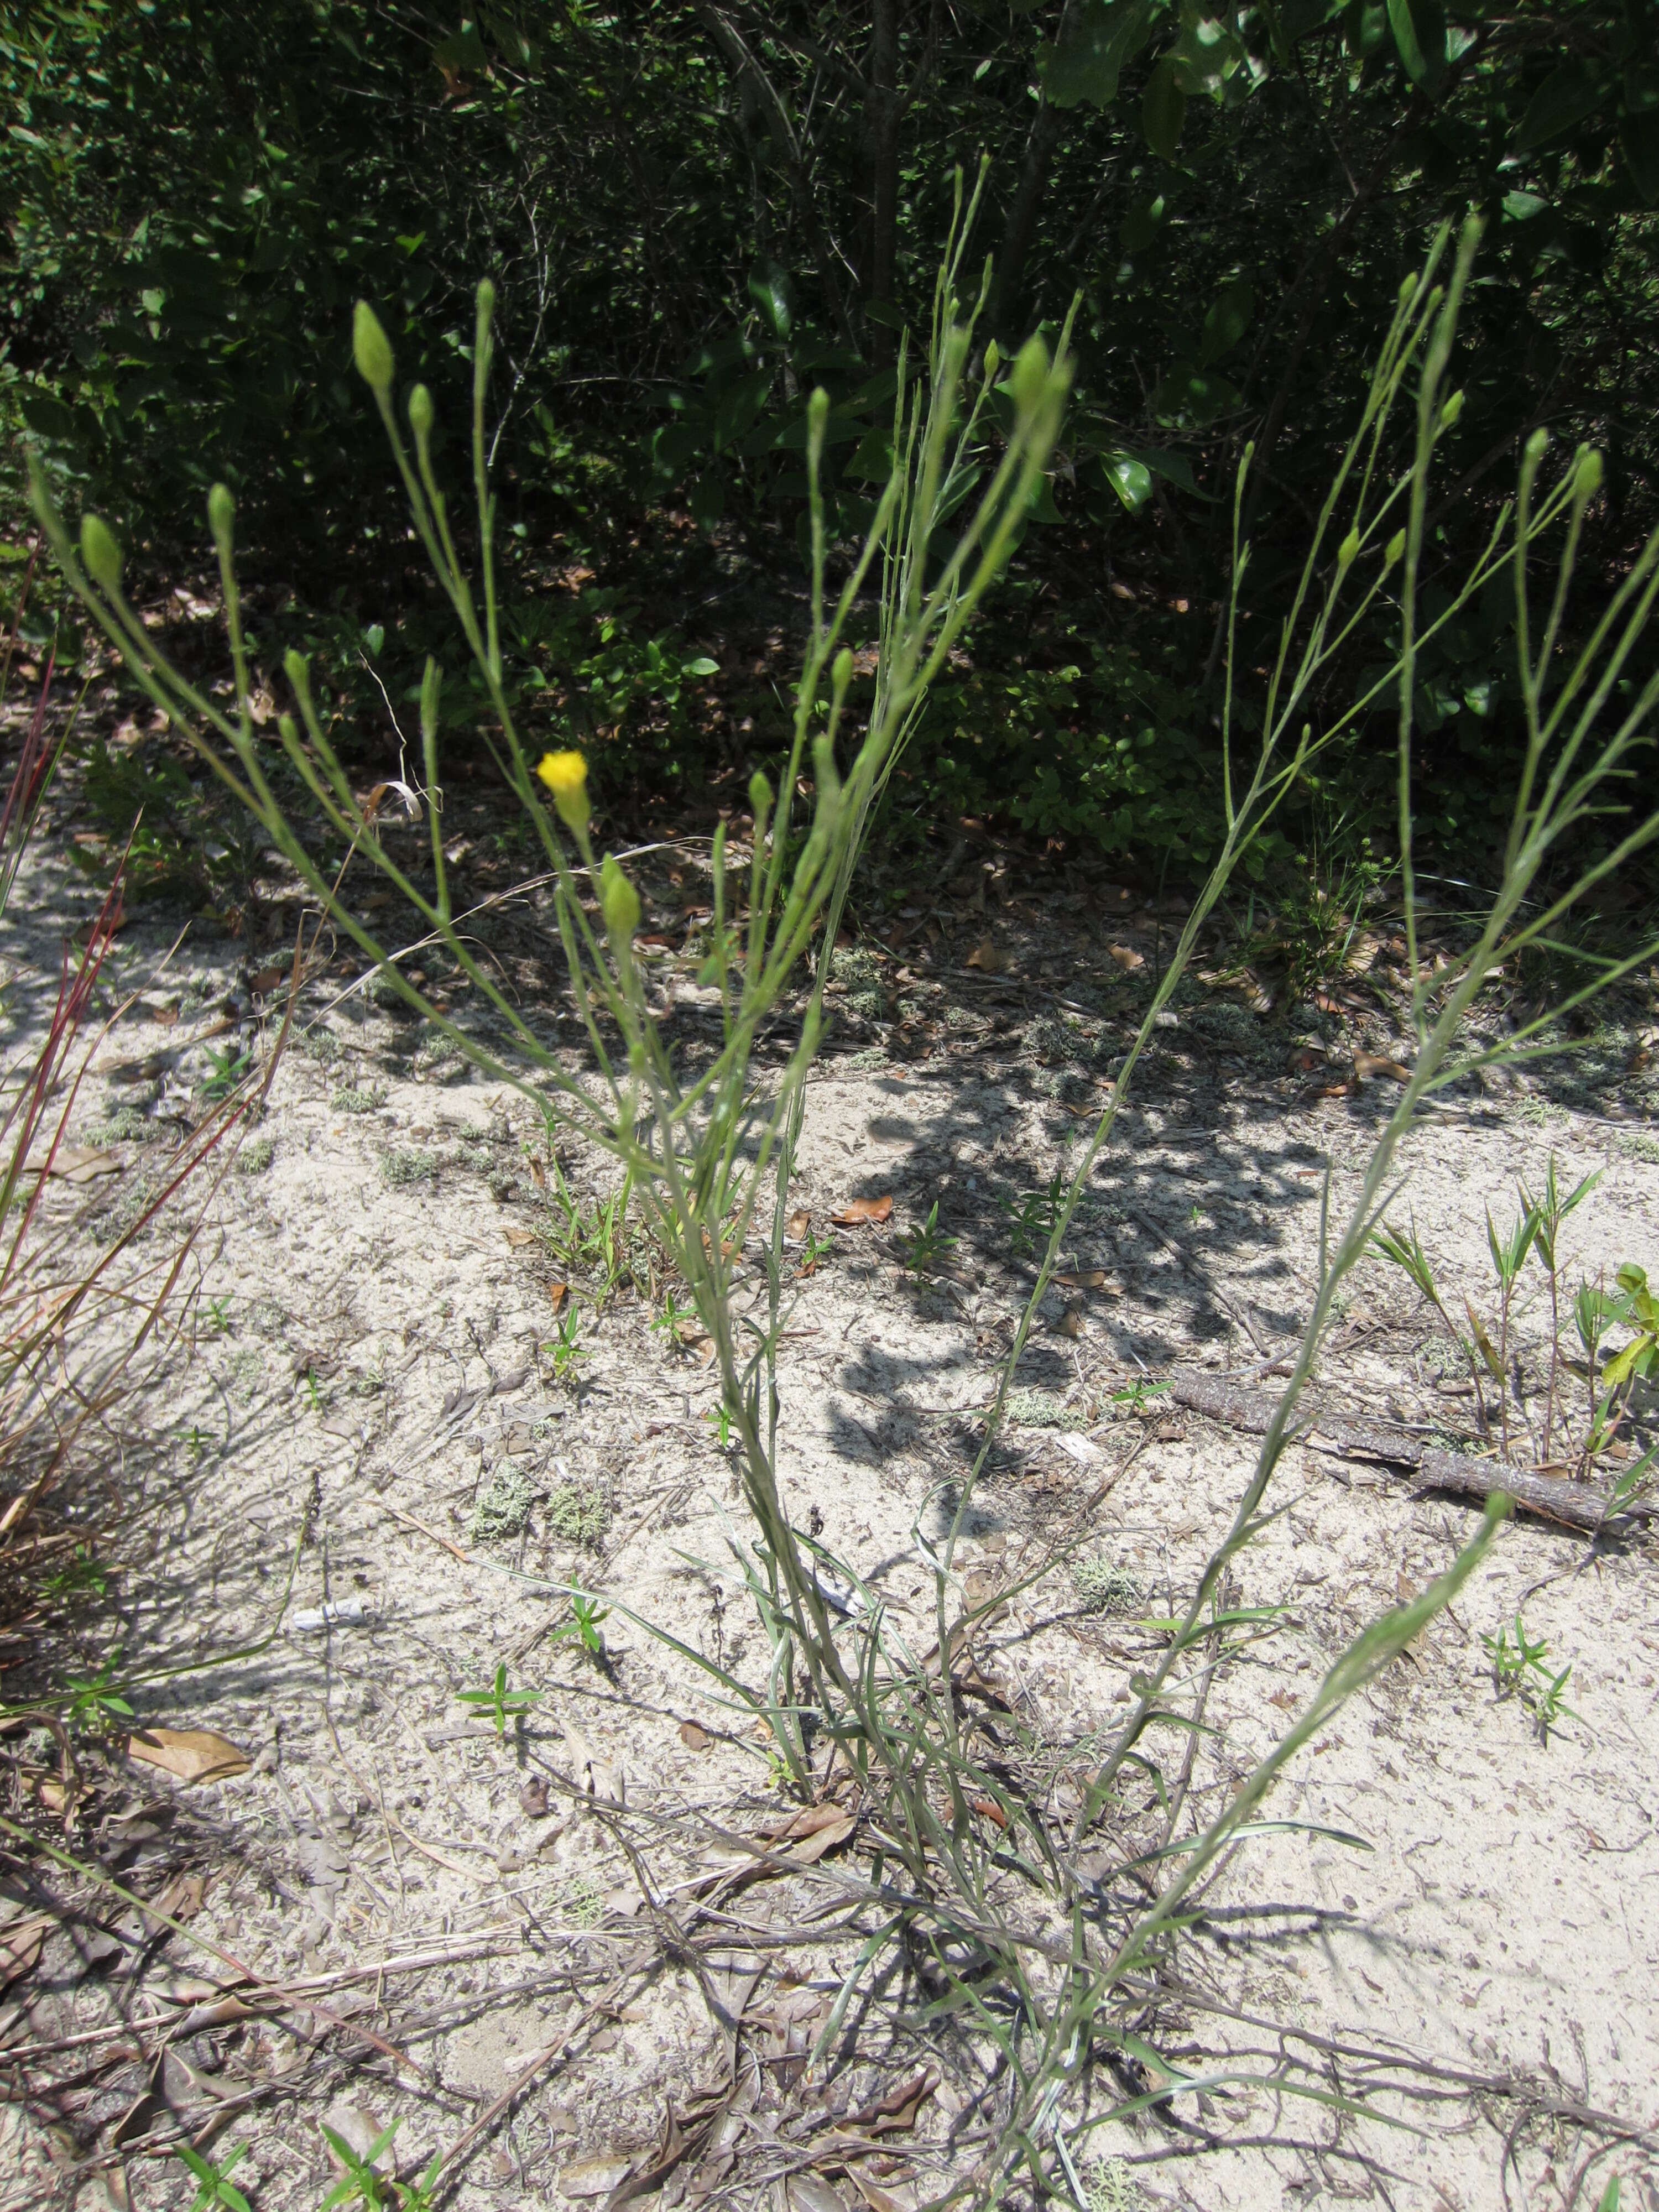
[80,514,122,594]
[832,645,854,694]
[1385,530,1406,567]
[601,853,641,942]
[409,384,435,442]
[1574,448,1604,500]
[475,276,497,331]
[207,482,235,554]
[352,301,394,394]
[807,387,830,443]
[1010,332,1050,416]
[284,647,310,695]
[984,338,1001,380]
[749,769,773,821]
[1337,529,1360,569]
[536,749,590,835]
[278,713,299,748]
[1524,427,1550,465]
[1438,389,1464,430]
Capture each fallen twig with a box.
[1164,1369,1647,1532]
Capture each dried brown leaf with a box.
[503,1226,536,1247]
[1354,1050,1411,1082]
[127,1726,251,1785]
[966,936,1010,974]
[679,1720,712,1751]
[785,1208,812,1243]
[0,1912,50,1989]
[831,1194,893,1227]
[1108,943,1145,972]
[1053,1269,1108,1288]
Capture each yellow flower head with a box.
[536,749,590,834]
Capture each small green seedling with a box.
[551,1590,611,1660]
[45,1543,107,1601]
[705,1402,734,1449]
[65,1650,133,1732]
[319,2120,401,2211]
[650,1290,695,1345]
[200,1041,253,1100]
[1482,1613,1576,1739]
[205,1295,232,1334]
[899,1199,956,1275]
[1109,1375,1170,1415]
[545,1306,586,1384]
[456,1662,541,1739]
[797,1227,835,1275]
[1001,1167,1067,1260]
[176,2141,253,2212]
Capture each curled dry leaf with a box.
[548,1281,568,1311]
[127,1726,251,1785]
[0,1912,50,1990]
[1354,1050,1412,1082]
[679,1720,712,1751]
[831,1194,893,1227]
[965,936,1010,974]
[31,1146,123,1185]
[560,2155,635,2200]
[1053,1269,1108,1288]
[765,1802,856,1863]
[1108,942,1145,971]
[502,1225,536,1247]
[785,1208,812,1243]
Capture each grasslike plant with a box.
[31,205,1659,2199]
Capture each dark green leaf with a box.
[1514,61,1608,152]
[1119,191,1167,252]
[1101,453,1154,510]
[1621,109,1659,205]
[1386,0,1445,91]
[745,259,794,340]
[1151,366,1241,427]
[844,426,895,484]
[1342,0,1390,58]
[1200,277,1254,366]
[1143,56,1187,158]
[1037,0,1155,111]
[1169,9,1248,99]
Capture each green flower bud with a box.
[1524,427,1550,465]
[1574,448,1604,500]
[807,387,830,442]
[832,645,854,694]
[984,338,1001,380]
[278,713,300,747]
[80,514,122,594]
[748,769,773,821]
[1337,529,1360,569]
[1438,389,1464,430]
[600,853,641,941]
[420,657,442,744]
[1385,530,1406,567]
[352,301,394,394]
[475,276,497,330]
[283,646,310,694]
[409,384,435,442]
[1010,332,1050,416]
[1397,273,1415,307]
[207,482,236,553]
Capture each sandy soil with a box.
[3,836,1657,2212]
